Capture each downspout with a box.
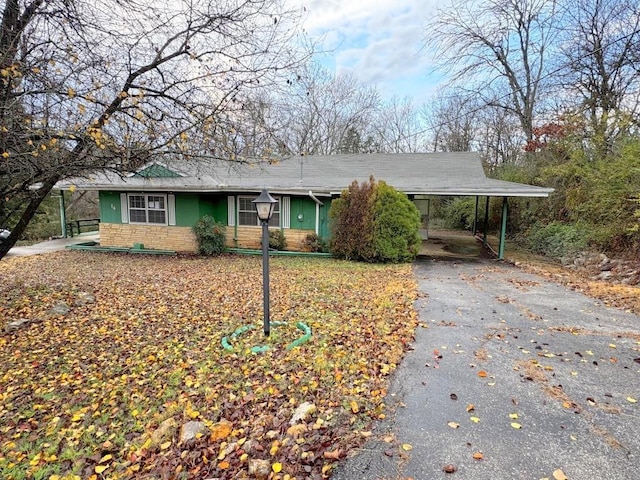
[308,191,324,236]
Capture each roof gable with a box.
[133,162,183,178]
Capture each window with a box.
[238,195,280,227]
[128,194,167,225]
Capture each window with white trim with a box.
[238,195,280,227]
[128,194,167,225]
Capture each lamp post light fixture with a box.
[253,189,278,336]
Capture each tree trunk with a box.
[0,176,58,260]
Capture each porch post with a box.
[472,196,479,236]
[59,191,67,238]
[483,197,490,246]
[498,197,508,260]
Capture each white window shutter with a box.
[281,196,290,229]
[227,196,236,226]
[120,193,129,223]
[168,194,176,225]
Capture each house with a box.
[55,153,553,258]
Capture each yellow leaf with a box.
[509,413,519,419]
[94,465,108,474]
[210,420,233,441]
[270,440,279,456]
[99,454,112,463]
[470,416,480,423]
[272,462,283,473]
[218,461,230,469]
[511,422,522,429]
[401,443,413,451]
[350,400,359,413]
[552,469,568,480]
[609,343,616,348]
[240,453,248,462]
[627,397,637,403]
[447,421,460,429]
[160,441,171,450]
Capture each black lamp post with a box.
[253,189,278,336]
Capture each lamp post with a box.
[253,189,277,336]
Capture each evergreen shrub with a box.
[192,215,226,255]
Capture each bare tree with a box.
[276,63,381,155]
[558,0,640,151]
[376,96,423,153]
[421,90,479,153]
[0,0,309,259]
[424,0,559,143]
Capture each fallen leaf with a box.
[94,465,108,474]
[552,469,568,480]
[323,449,341,460]
[450,393,458,401]
[511,422,522,429]
[272,462,282,473]
[350,400,359,413]
[447,421,460,429]
[472,452,483,460]
[470,416,480,423]
[218,461,230,469]
[627,397,637,404]
[509,413,519,419]
[401,443,413,451]
[477,370,488,378]
[466,404,475,413]
[443,464,457,473]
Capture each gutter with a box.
[308,191,324,236]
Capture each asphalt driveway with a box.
[334,257,640,480]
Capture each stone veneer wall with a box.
[227,227,315,251]
[100,223,198,252]
[101,223,316,253]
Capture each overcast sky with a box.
[291,0,444,103]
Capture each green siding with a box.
[290,197,316,230]
[175,194,200,226]
[174,194,228,227]
[200,194,228,224]
[99,191,122,223]
[319,198,333,241]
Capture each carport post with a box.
[498,197,508,260]
[472,196,479,236]
[483,197,490,246]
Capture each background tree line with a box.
[2,0,639,259]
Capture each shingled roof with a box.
[57,152,553,198]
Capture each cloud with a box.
[291,0,442,101]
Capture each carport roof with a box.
[57,152,553,197]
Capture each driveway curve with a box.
[334,257,640,480]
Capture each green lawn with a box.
[0,252,418,480]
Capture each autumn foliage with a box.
[0,252,418,479]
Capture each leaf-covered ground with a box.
[0,252,418,480]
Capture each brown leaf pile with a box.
[0,252,418,479]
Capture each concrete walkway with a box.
[334,257,640,480]
[4,232,99,258]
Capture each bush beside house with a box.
[329,177,422,263]
[192,215,226,255]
